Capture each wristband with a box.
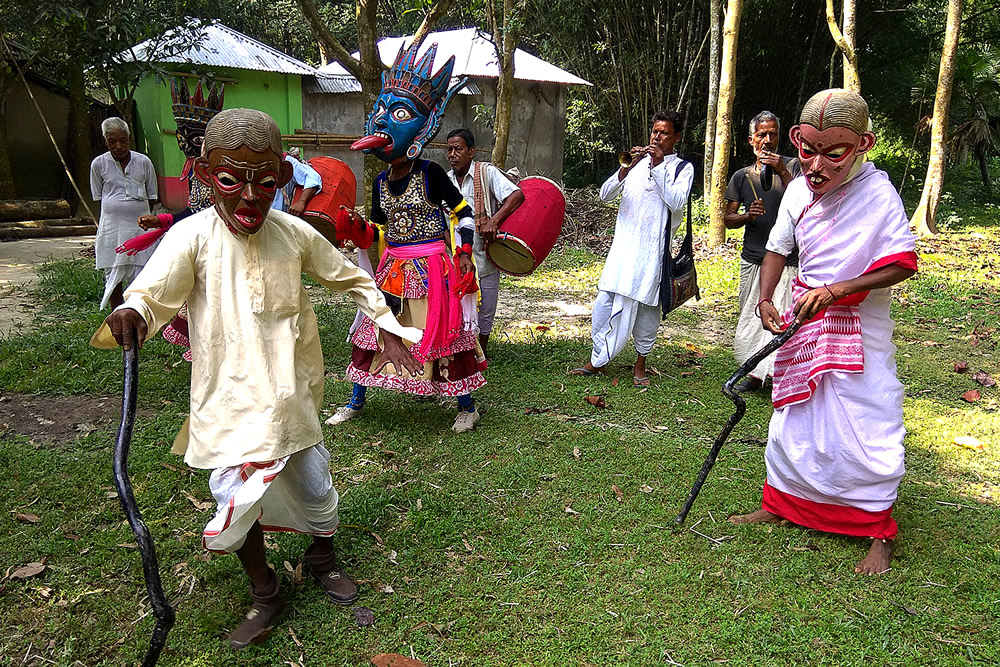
[824,284,836,300]
[754,298,773,318]
[457,243,473,257]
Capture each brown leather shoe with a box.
[229,574,286,651]
[303,544,359,605]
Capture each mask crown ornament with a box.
[171,78,226,128]
[356,40,469,163]
[384,42,455,114]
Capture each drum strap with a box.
[472,161,493,232]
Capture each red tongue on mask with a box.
[351,135,391,151]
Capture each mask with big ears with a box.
[194,109,292,234]
[789,89,876,196]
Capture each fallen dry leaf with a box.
[564,506,580,516]
[585,395,607,408]
[14,512,40,524]
[971,370,997,387]
[415,498,423,510]
[461,537,474,552]
[612,484,624,503]
[953,436,985,452]
[639,485,654,494]
[954,361,970,373]
[11,562,46,579]
[371,654,426,667]
[962,390,981,403]
[612,377,620,387]
[572,446,581,460]
[182,490,214,512]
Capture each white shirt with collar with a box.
[596,153,694,306]
[447,161,521,278]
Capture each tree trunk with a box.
[490,0,519,168]
[976,144,990,190]
[66,63,93,217]
[0,70,16,199]
[708,0,742,247]
[910,0,963,236]
[703,0,721,193]
[825,0,860,92]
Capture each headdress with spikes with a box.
[365,41,468,160]
[384,42,458,114]
[171,78,225,129]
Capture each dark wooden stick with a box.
[113,338,175,665]
[674,319,804,524]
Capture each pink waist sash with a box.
[380,241,461,361]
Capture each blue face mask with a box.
[352,42,468,164]
[363,91,428,163]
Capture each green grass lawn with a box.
[1,200,998,665]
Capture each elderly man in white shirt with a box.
[445,128,525,357]
[90,117,159,309]
[571,110,694,386]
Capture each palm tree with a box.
[947,47,1000,190]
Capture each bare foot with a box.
[728,509,788,525]
[855,539,893,575]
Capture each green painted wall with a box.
[133,67,304,180]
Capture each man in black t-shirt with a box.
[724,111,801,393]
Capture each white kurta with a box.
[596,154,694,306]
[91,207,422,469]
[90,151,159,270]
[761,163,916,535]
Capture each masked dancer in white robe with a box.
[92,108,423,650]
[729,89,918,576]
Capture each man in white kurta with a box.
[92,108,424,650]
[572,111,694,385]
[90,118,159,309]
[729,90,917,576]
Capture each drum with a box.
[293,157,357,245]
[486,176,566,276]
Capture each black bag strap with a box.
[671,158,694,259]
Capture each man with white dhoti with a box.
[90,118,159,309]
[724,110,801,392]
[92,109,424,649]
[571,110,694,386]
[729,90,918,576]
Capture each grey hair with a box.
[101,117,130,138]
[203,108,282,156]
[749,110,780,136]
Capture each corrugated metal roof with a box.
[305,74,479,96]
[313,28,590,90]
[123,21,320,76]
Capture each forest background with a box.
[2,0,998,211]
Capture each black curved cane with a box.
[674,318,804,524]
[113,336,175,665]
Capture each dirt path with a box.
[0,236,95,337]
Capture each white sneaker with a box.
[325,405,362,426]
[452,408,480,433]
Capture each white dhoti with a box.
[202,443,339,553]
[101,264,143,310]
[590,290,661,368]
[734,260,797,380]
[764,293,905,539]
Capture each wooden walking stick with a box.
[674,318,804,524]
[113,334,175,665]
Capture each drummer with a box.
[445,129,525,358]
[274,147,323,217]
